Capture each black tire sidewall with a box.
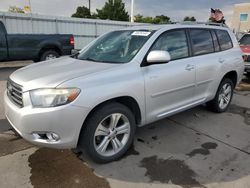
[80,103,136,163]
[246,72,250,78]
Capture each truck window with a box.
[0,22,6,34]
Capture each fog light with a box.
[46,132,60,141]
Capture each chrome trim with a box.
[7,79,23,108]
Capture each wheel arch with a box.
[77,96,142,146]
[38,45,62,59]
[221,70,238,88]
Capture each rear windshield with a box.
[239,35,250,46]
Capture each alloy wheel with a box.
[94,113,131,157]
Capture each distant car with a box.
[5,23,244,163]
[0,21,74,62]
[239,33,250,77]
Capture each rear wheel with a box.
[40,50,59,61]
[207,78,234,113]
[78,103,136,163]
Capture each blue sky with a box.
[0,0,249,23]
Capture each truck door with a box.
[0,22,8,61]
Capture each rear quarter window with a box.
[215,30,233,51]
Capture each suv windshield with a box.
[239,34,250,45]
[77,30,154,63]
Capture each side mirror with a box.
[147,50,171,64]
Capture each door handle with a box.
[185,64,194,71]
[219,58,225,63]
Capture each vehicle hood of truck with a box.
[10,57,120,92]
[240,45,250,54]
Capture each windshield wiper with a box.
[85,57,98,62]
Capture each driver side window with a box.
[151,30,189,60]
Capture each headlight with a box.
[30,88,80,108]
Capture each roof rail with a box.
[172,21,228,28]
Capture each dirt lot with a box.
[0,67,250,188]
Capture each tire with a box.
[206,78,234,113]
[246,72,250,78]
[78,102,136,163]
[40,50,59,62]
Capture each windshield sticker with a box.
[132,31,151,36]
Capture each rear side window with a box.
[211,30,220,52]
[215,30,233,51]
[151,29,189,60]
[189,29,214,56]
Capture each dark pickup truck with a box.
[0,21,74,62]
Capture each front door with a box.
[143,29,196,122]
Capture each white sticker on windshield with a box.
[131,31,151,36]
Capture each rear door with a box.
[0,22,8,61]
[188,28,220,101]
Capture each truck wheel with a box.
[206,78,234,113]
[78,102,136,163]
[40,50,59,61]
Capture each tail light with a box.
[70,36,75,46]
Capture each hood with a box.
[240,45,250,54]
[10,57,120,92]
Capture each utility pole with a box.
[28,0,32,13]
[89,0,91,14]
[130,0,134,22]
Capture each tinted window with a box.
[211,30,220,52]
[151,30,189,60]
[190,29,214,55]
[239,34,250,46]
[215,30,233,51]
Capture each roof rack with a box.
[172,21,228,28]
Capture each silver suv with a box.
[4,23,244,163]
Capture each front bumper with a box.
[4,91,90,149]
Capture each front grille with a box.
[7,79,23,108]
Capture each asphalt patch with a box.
[140,155,205,188]
[137,138,145,143]
[28,148,110,188]
[0,119,11,132]
[124,144,140,157]
[228,104,250,125]
[0,133,33,157]
[187,142,218,158]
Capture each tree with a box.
[183,16,196,22]
[154,15,171,24]
[8,6,25,13]
[134,14,171,24]
[72,6,91,18]
[96,0,129,21]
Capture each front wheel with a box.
[207,78,234,113]
[78,103,136,163]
